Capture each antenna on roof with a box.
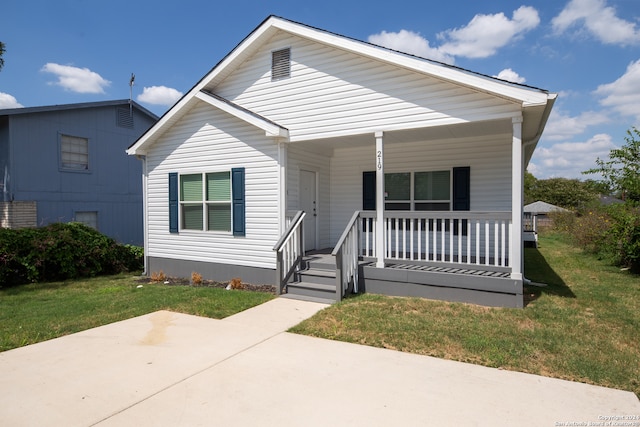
[129,73,135,116]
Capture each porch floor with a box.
[303,251,511,279]
[381,263,511,279]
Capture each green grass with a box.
[291,233,640,397]
[0,274,274,352]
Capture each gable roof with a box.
[0,99,158,121]
[524,201,569,214]
[128,15,556,155]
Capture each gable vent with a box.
[116,106,134,129]
[271,48,291,81]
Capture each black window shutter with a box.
[231,168,245,236]
[169,172,178,233]
[363,171,376,210]
[453,167,470,211]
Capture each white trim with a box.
[375,131,385,268]
[278,141,287,236]
[269,18,550,106]
[511,116,523,281]
[194,91,289,139]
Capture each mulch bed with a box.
[135,276,276,294]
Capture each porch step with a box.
[285,252,339,302]
[298,267,336,286]
[286,281,337,301]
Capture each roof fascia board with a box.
[0,99,158,120]
[128,15,554,155]
[270,18,551,106]
[127,17,281,155]
[195,91,289,139]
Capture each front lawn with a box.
[0,274,274,352]
[290,233,640,397]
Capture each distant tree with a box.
[0,41,5,71]
[583,127,640,203]
[583,179,612,196]
[524,171,538,205]
[525,172,598,210]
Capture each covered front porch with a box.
[273,117,529,307]
[275,208,523,308]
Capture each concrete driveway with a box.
[1,297,638,426]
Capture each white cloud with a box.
[493,68,526,84]
[594,59,640,122]
[368,30,454,64]
[137,86,183,106]
[41,63,110,94]
[552,0,640,46]
[437,6,540,58]
[529,133,616,178]
[543,109,610,141]
[0,93,23,109]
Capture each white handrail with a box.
[273,211,306,295]
[358,211,512,268]
[332,211,361,300]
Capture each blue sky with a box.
[2,0,639,179]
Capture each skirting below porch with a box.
[360,262,523,308]
[146,256,276,285]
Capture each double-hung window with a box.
[414,170,450,211]
[180,172,231,232]
[383,170,451,211]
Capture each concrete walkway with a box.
[1,297,638,426]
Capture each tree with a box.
[584,127,640,203]
[537,178,597,210]
[524,172,598,210]
[524,171,538,205]
[0,41,5,71]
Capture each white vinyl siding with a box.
[144,102,279,269]
[213,31,520,143]
[329,133,512,244]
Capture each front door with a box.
[300,170,317,251]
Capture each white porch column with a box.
[511,116,524,281]
[278,141,288,236]
[375,131,385,268]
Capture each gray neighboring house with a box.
[0,100,158,245]
[523,201,569,247]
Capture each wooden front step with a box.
[285,252,338,302]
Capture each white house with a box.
[127,16,556,308]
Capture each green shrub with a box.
[603,204,640,273]
[0,223,144,286]
[552,203,640,273]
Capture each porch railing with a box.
[273,210,306,295]
[359,211,512,267]
[331,211,360,301]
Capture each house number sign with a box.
[377,150,382,170]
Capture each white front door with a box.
[300,170,317,251]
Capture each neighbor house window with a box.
[180,172,231,232]
[74,211,98,230]
[60,134,89,170]
[383,171,451,211]
[271,48,291,80]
